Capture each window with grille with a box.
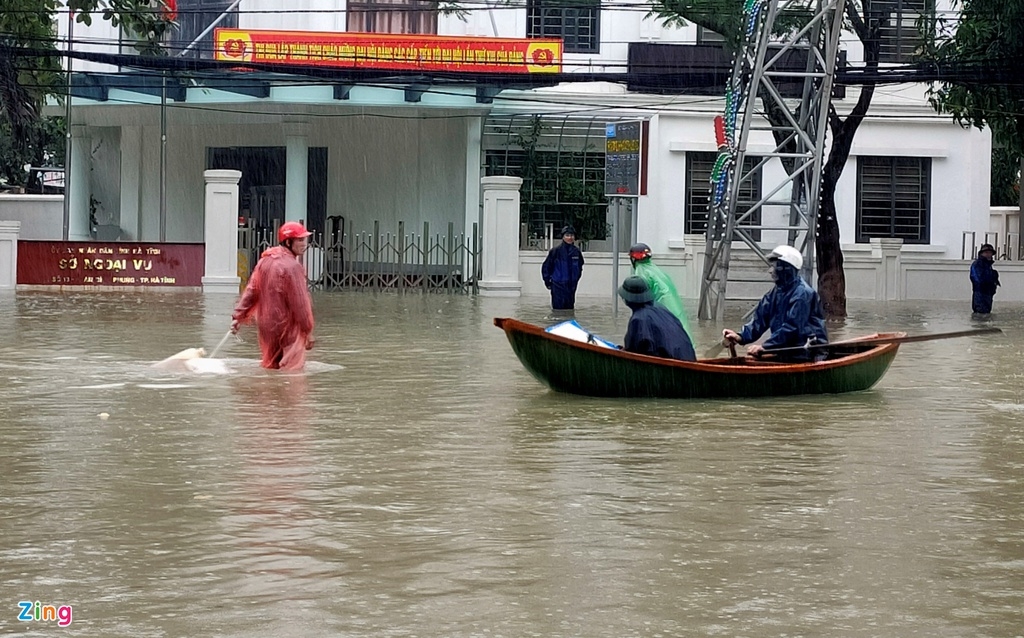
[170,0,239,59]
[685,152,762,241]
[527,0,600,54]
[856,156,931,244]
[485,149,607,240]
[347,0,438,34]
[873,0,932,63]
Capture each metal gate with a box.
[239,218,480,294]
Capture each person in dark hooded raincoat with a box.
[231,221,316,371]
[722,245,828,362]
[541,225,584,310]
[619,276,696,362]
[970,243,1000,315]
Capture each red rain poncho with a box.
[232,246,314,370]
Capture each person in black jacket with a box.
[970,243,1000,315]
[619,276,696,362]
[541,225,585,310]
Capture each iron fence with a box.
[239,219,480,294]
[962,231,1022,261]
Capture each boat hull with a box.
[495,317,900,399]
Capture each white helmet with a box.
[768,245,803,270]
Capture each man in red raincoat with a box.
[231,221,315,370]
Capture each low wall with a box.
[519,240,1024,303]
[0,195,63,240]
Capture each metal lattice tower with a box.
[698,0,848,320]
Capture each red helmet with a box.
[629,243,652,261]
[278,221,312,243]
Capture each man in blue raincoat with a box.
[541,225,585,310]
[722,245,828,362]
[970,243,1000,315]
[619,276,696,362]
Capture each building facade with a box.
[47,0,998,300]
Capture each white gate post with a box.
[871,237,904,301]
[202,170,242,294]
[478,176,524,297]
[0,221,20,289]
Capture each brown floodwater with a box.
[1,290,1022,637]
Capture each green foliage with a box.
[0,116,64,188]
[501,115,609,244]
[66,0,177,56]
[0,0,64,186]
[926,0,1024,157]
[648,0,814,50]
[991,146,1021,207]
[0,1,174,185]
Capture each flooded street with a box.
[1,290,1023,637]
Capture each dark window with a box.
[170,0,239,59]
[485,149,607,240]
[856,156,931,243]
[696,26,726,45]
[873,0,931,63]
[347,0,438,34]
[527,0,600,54]
[685,151,762,241]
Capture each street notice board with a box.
[604,121,644,197]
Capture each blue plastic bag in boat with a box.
[545,320,618,350]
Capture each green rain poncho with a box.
[632,259,690,334]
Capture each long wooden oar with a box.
[761,327,1002,356]
[703,342,728,359]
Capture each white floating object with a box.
[98,412,110,421]
[184,357,232,375]
[151,347,207,372]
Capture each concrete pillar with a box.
[119,125,142,240]
[68,125,91,241]
[203,170,242,294]
[478,176,523,297]
[0,221,20,289]
[682,233,706,299]
[871,237,904,301]
[464,117,483,240]
[284,121,308,223]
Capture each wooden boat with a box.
[494,317,903,399]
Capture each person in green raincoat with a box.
[629,243,690,333]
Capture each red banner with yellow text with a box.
[214,29,562,74]
[17,241,205,288]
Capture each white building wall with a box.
[76,111,467,243]
[57,0,996,275]
[835,114,992,257]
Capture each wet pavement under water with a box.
[1,290,1023,637]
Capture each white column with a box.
[478,176,523,297]
[464,117,482,239]
[284,121,309,223]
[119,125,142,240]
[871,237,904,301]
[0,221,20,289]
[68,125,91,241]
[682,233,707,300]
[202,170,242,294]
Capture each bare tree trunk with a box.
[817,175,847,317]
[808,3,880,319]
